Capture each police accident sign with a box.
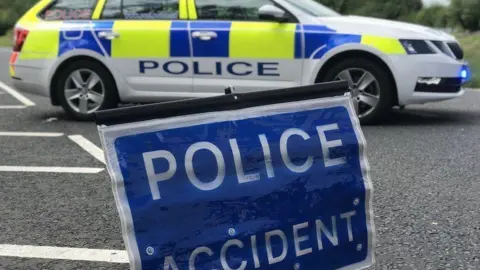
[97,95,375,270]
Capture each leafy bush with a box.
[358,0,423,20]
[415,5,452,28]
[318,0,368,14]
[0,8,12,35]
[450,0,480,32]
[0,0,38,34]
[318,0,423,20]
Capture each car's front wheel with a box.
[320,57,395,124]
[56,60,119,121]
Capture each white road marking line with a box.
[0,166,104,174]
[68,135,106,164]
[0,244,128,263]
[0,131,64,137]
[0,81,35,106]
[0,105,26,109]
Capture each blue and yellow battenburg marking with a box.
[20,20,406,60]
[59,21,113,57]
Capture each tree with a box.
[318,0,368,14]
[450,0,480,32]
[355,0,423,20]
[318,0,423,20]
[415,4,452,28]
[0,0,38,35]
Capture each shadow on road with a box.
[32,104,479,127]
[380,108,479,126]
[32,104,140,123]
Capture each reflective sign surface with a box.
[98,96,375,270]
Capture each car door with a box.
[188,0,303,94]
[98,0,193,98]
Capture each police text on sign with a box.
[144,123,346,201]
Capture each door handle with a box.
[98,31,120,40]
[191,31,217,41]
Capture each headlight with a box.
[399,39,435,54]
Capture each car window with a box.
[39,0,97,21]
[101,0,179,20]
[195,0,276,21]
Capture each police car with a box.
[10,0,469,124]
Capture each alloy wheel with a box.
[334,68,381,118]
[64,69,105,114]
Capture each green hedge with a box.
[456,32,480,87]
[0,0,37,34]
[414,5,452,28]
[316,0,480,31]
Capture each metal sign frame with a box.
[95,81,350,126]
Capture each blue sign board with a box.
[98,96,375,270]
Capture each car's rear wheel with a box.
[56,60,118,121]
[320,57,394,124]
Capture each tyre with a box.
[319,57,395,124]
[56,60,119,121]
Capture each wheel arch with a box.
[49,53,119,106]
[314,49,400,106]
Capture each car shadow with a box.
[34,104,478,127]
[34,110,88,123]
[34,103,141,123]
[378,108,479,126]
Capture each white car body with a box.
[10,0,468,121]
[316,15,467,105]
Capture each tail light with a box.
[9,51,18,77]
[13,27,29,52]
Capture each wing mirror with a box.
[258,4,289,23]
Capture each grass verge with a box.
[0,29,11,47]
[456,32,480,88]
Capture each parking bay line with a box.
[0,81,35,107]
[0,166,104,174]
[0,47,12,53]
[0,131,64,137]
[0,244,128,263]
[0,105,27,109]
[68,135,106,164]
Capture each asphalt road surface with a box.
[0,49,479,270]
